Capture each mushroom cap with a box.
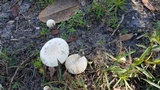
[46,19,55,28]
[40,38,69,67]
[65,54,87,74]
[43,86,51,90]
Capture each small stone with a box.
[11,36,14,39]
[36,27,40,30]
[132,16,135,20]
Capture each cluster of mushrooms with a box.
[40,19,88,75]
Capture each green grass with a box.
[12,82,23,89]
[32,50,44,74]
[103,46,158,89]
[58,10,86,39]
[0,47,10,60]
[40,28,49,36]
[58,10,86,29]
[39,23,50,36]
[102,21,160,89]
[87,0,125,28]
[150,21,160,44]
[30,0,55,8]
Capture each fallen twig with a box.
[8,53,34,90]
[112,14,124,35]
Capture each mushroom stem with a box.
[48,67,56,78]
[57,61,63,81]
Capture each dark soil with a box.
[0,0,160,90]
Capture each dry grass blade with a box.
[112,14,124,35]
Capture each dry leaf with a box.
[51,29,59,35]
[48,67,56,78]
[38,0,79,23]
[11,5,19,18]
[66,36,78,43]
[142,0,155,11]
[119,33,133,41]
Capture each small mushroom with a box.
[43,86,51,90]
[46,19,56,28]
[40,38,69,67]
[65,54,87,74]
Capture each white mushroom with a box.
[43,86,51,90]
[46,19,56,28]
[65,54,87,74]
[40,38,69,67]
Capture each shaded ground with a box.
[0,0,160,90]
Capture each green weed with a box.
[12,82,23,89]
[0,47,10,60]
[34,57,43,68]
[40,28,49,36]
[104,45,159,89]
[88,0,125,28]
[91,0,105,18]
[58,21,66,30]
[59,10,86,38]
[121,29,128,34]
[68,10,86,27]
[68,28,76,35]
[36,0,55,8]
[39,22,50,36]
[104,51,136,89]
[150,21,160,44]
[60,33,68,40]
[32,51,44,74]
[0,47,16,67]
[59,10,86,29]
